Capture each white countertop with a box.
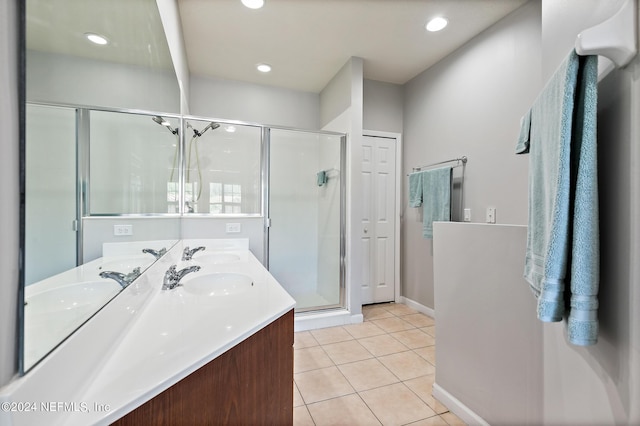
[0,239,295,426]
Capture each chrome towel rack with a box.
[410,156,467,174]
[575,0,638,80]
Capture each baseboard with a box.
[433,383,489,426]
[400,296,435,319]
[294,310,362,332]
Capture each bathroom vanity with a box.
[112,310,293,425]
[0,239,296,425]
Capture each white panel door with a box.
[361,135,396,304]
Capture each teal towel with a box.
[516,50,599,346]
[421,167,451,239]
[317,170,327,186]
[409,172,423,207]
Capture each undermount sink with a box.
[189,253,241,264]
[182,273,253,297]
[26,281,122,315]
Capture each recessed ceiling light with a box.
[256,63,272,73]
[241,0,264,9]
[84,32,109,45]
[426,17,448,32]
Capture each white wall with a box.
[402,1,542,309]
[82,217,181,263]
[0,0,19,387]
[321,57,364,319]
[181,217,264,263]
[156,0,191,114]
[433,2,640,425]
[189,74,320,129]
[26,51,180,114]
[538,1,640,424]
[433,223,543,425]
[363,79,403,134]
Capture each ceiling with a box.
[178,0,529,93]
[26,0,529,94]
[26,0,174,70]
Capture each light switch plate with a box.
[114,224,133,236]
[486,207,496,224]
[226,223,241,233]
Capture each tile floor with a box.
[293,303,466,426]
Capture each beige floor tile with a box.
[383,303,418,316]
[294,346,334,373]
[360,382,436,426]
[338,358,399,392]
[343,321,386,339]
[441,412,466,425]
[422,325,436,338]
[414,346,436,365]
[363,306,395,321]
[358,334,409,357]
[403,313,435,328]
[371,316,415,333]
[293,406,315,426]
[378,350,435,381]
[295,366,355,404]
[390,328,435,349]
[295,331,320,349]
[307,394,382,426]
[406,415,450,426]
[293,381,305,407]
[310,326,354,345]
[322,339,374,365]
[404,375,449,414]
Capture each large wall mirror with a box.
[23,0,181,372]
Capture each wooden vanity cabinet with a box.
[112,310,294,425]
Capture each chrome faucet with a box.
[142,247,167,259]
[182,246,205,261]
[99,267,141,289]
[162,264,201,290]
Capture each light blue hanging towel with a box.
[516,49,599,346]
[420,167,452,239]
[409,172,423,207]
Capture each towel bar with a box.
[575,0,638,79]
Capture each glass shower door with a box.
[268,128,345,312]
[25,104,78,285]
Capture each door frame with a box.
[362,130,402,304]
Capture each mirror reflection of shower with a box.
[185,121,220,212]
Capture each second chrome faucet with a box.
[162,264,201,290]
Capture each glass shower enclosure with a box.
[267,128,346,312]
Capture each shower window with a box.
[210,182,242,214]
[183,119,261,215]
[167,182,179,213]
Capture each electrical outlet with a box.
[226,223,241,233]
[486,207,496,224]
[464,208,471,222]
[113,224,133,236]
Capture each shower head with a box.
[152,115,178,135]
[192,122,220,137]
